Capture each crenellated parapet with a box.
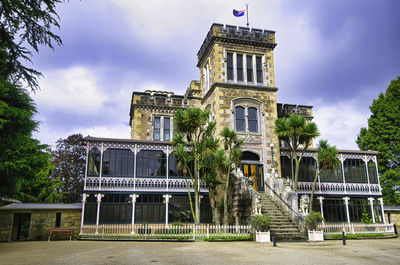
[197,23,276,67]
[277,103,313,120]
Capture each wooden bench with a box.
[48,228,74,241]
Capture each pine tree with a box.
[357,76,400,205]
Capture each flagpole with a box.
[246,3,249,27]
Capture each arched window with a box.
[234,106,259,133]
[87,148,101,176]
[235,106,245,132]
[248,107,258,132]
[241,151,260,161]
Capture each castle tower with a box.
[197,24,280,190]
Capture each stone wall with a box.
[0,211,13,241]
[386,211,400,229]
[0,209,81,242]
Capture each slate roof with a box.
[384,206,400,212]
[0,203,82,210]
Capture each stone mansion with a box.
[81,24,385,232]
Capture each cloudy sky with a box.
[31,0,400,150]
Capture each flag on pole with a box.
[233,9,245,17]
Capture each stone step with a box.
[259,193,305,242]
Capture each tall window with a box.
[344,159,367,183]
[153,117,161,140]
[164,118,170,141]
[246,55,253,82]
[248,107,258,132]
[102,148,134,177]
[298,157,316,182]
[368,161,378,184]
[87,148,101,176]
[235,106,245,132]
[256,56,263,83]
[136,150,166,177]
[237,54,243,81]
[235,106,259,133]
[226,52,264,84]
[227,53,233,80]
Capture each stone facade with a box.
[0,205,81,242]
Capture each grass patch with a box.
[203,235,252,241]
[79,234,193,240]
[324,233,394,239]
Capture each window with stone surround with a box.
[153,117,161,140]
[226,52,265,84]
[233,99,260,134]
[153,116,172,141]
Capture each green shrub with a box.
[361,206,373,224]
[305,211,324,230]
[204,235,251,241]
[250,214,271,231]
[324,233,388,239]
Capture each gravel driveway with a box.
[0,238,399,265]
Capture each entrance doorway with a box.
[242,164,264,191]
[11,213,31,241]
[241,151,264,192]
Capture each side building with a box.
[80,24,385,233]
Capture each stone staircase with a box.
[260,194,306,241]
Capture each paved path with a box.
[0,238,399,265]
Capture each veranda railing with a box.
[80,224,252,239]
[317,223,395,235]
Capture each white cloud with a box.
[76,124,131,140]
[34,66,107,113]
[313,100,369,150]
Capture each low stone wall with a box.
[0,212,13,241]
[385,211,400,229]
[0,209,81,242]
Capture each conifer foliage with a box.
[357,76,400,205]
[51,134,86,203]
[0,80,61,202]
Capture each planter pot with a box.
[256,231,270,243]
[308,230,324,242]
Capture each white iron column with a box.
[80,194,88,235]
[163,194,172,225]
[340,155,347,193]
[84,143,89,190]
[130,194,139,234]
[99,143,104,190]
[166,147,169,192]
[364,156,371,193]
[134,144,137,191]
[95,193,104,234]
[368,197,376,223]
[343,197,351,224]
[379,197,386,223]
[318,196,324,222]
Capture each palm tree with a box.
[220,127,244,225]
[172,108,214,224]
[309,140,340,209]
[274,114,320,192]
